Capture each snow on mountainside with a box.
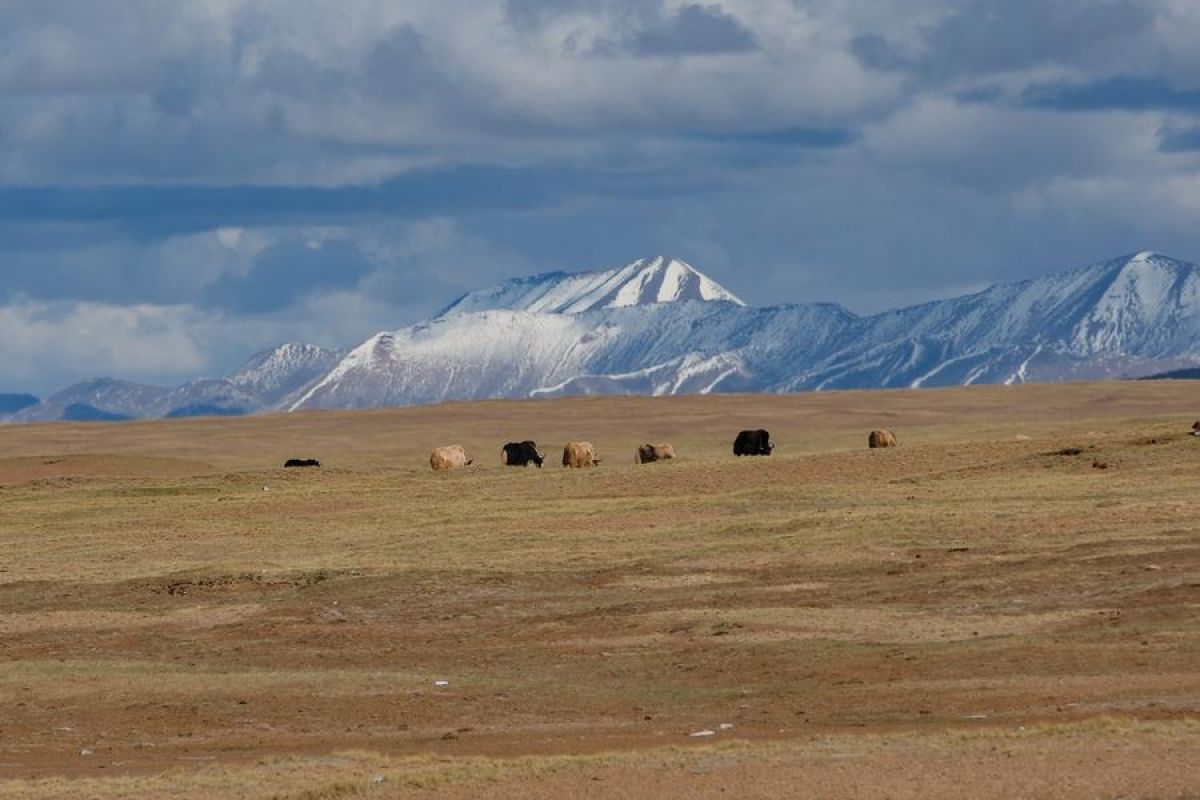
[293,251,1200,409]
[11,251,1200,423]
[439,256,744,315]
[227,342,343,407]
[798,251,1200,390]
[291,300,853,409]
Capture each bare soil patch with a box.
[0,454,213,485]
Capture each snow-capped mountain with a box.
[227,342,343,406]
[290,300,854,409]
[439,255,744,315]
[793,251,1200,390]
[293,251,1200,409]
[9,252,1200,423]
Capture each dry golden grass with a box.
[1,381,1199,798]
[5,720,1200,800]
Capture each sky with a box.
[4,0,1200,394]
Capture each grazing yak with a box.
[1193,421,1200,437]
[562,441,600,468]
[502,440,544,468]
[868,429,898,448]
[636,443,676,463]
[283,458,321,468]
[430,445,472,471]
[733,429,773,456]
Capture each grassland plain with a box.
[0,382,1198,799]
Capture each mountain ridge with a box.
[292,251,1200,409]
[439,255,745,316]
[6,252,1200,422]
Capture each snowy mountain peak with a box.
[438,256,745,316]
[1062,252,1200,355]
[226,342,343,406]
[1104,252,1195,301]
[1113,250,1193,278]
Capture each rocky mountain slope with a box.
[292,251,1200,409]
[7,252,1200,422]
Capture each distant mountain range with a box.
[0,393,39,415]
[6,343,341,423]
[6,252,1200,423]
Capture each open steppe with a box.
[1,382,1199,798]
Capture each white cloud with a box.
[0,0,905,185]
[0,301,210,392]
[216,226,245,249]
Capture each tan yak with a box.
[636,443,676,463]
[868,429,898,448]
[562,441,600,468]
[430,445,472,471]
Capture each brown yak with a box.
[868,429,898,448]
[636,443,677,463]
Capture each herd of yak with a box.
[283,427,902,471]
[281,421,1200,472]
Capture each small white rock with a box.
[434,680,449,687]
[718,723,734,730]
[689,730,715,737]
[79,748,94,756]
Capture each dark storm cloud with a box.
[506,0,757,57]
[1158,125,1200,153]
[504,0,658,30]
[953,86,1005,105]
[687,127,855,147]
[248,46,349,101]
[362,24,446,100]
[204,239,375,313]
[0,165,576,226]
[620,4,759,56]
[503,0,594,29]
[1022,76,1200,113]
[852,0,1151,78]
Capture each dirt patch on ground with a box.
[0,454,213,485]
[0,604,262,634]
[613,573,743,590]
[646,605,1105,643]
